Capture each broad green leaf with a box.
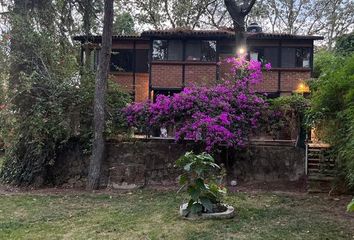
[195,178,206,190]
[187,185,200,201]
[200,197,213,212]
[190,202,203,214]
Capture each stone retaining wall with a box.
[50,139,305,189]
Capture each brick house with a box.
[74,27,323,102]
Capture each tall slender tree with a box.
[87,0,114,190]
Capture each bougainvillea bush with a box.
[123,57,270,152]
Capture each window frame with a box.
[152,39,218,63]
[249,46,312,69]
[110,49,134,73]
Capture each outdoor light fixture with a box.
[294,81,310,94]
[237,47,246,56]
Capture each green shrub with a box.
[309,54,354,187]
[261,94,309,139]
[176,152,227,216]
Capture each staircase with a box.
[306,143,336,193]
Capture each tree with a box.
[335,32,354,56]
[0,0,83,185]
[119,0,215,30]
[113,12,135,35]
[87,0,114,190]
[224,0,257,53]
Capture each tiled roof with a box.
[73,34,147,42]
[141,28,324,40]
[73,29,324,42]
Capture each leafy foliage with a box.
[0,5,130,186]
[113,12,135,35]
[308,53,354,186]
[262,94,309,139]
[335,32,354,56]
[176,152,226,215]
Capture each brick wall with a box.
[110,73,134,92]
[253,71,279,92]
[151,64,183,88]
[185,65,217,87]
[135,73,149,102]
[280,71,311,92]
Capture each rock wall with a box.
[50,139,305,189]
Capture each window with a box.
[282,47,311,68]
[185,40,201,61]
[250,47,279,67]
[111,49,133,72]
[201,41,217,61]
[295,48,311,68]
[168,40,183,60]
[153,40,168,60]
[152,40,183,61]
[152,40,217,62]
[186,40,217,61]
[135,49,149,73]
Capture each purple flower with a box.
[265,63,272,71]
[123,57,268,152]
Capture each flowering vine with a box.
[123,56,270,152]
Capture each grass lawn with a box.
[0,189,353,240]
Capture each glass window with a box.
[296,48,311,68]
[250,47,279,67]
[153,40,168,60]
[152,40,183,61]
[110,49,133,72]
[281,48,296,68]
[201,41,217,62]
[135,49,149,73]
[168,40,183,60]
[282,47,311,68]
[186,40,201,61]
[264,48,279,67]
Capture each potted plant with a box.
[176,151,235,219]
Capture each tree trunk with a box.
[87,0,114,190]
[224,0,256,55]
[233,19,247,54]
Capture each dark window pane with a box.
[264,48,279,67]
[219,44,235,54]
[281,47,296,67]
[168,40,183,60]
[153,40,168,60]
[135,49,148,73]
[186,40,201,61]
[111,49,133,72]
[201,41,216,62]
[296,48,311,67]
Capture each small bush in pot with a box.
[176,151,228,216]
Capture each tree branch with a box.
[242,0,257,16]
